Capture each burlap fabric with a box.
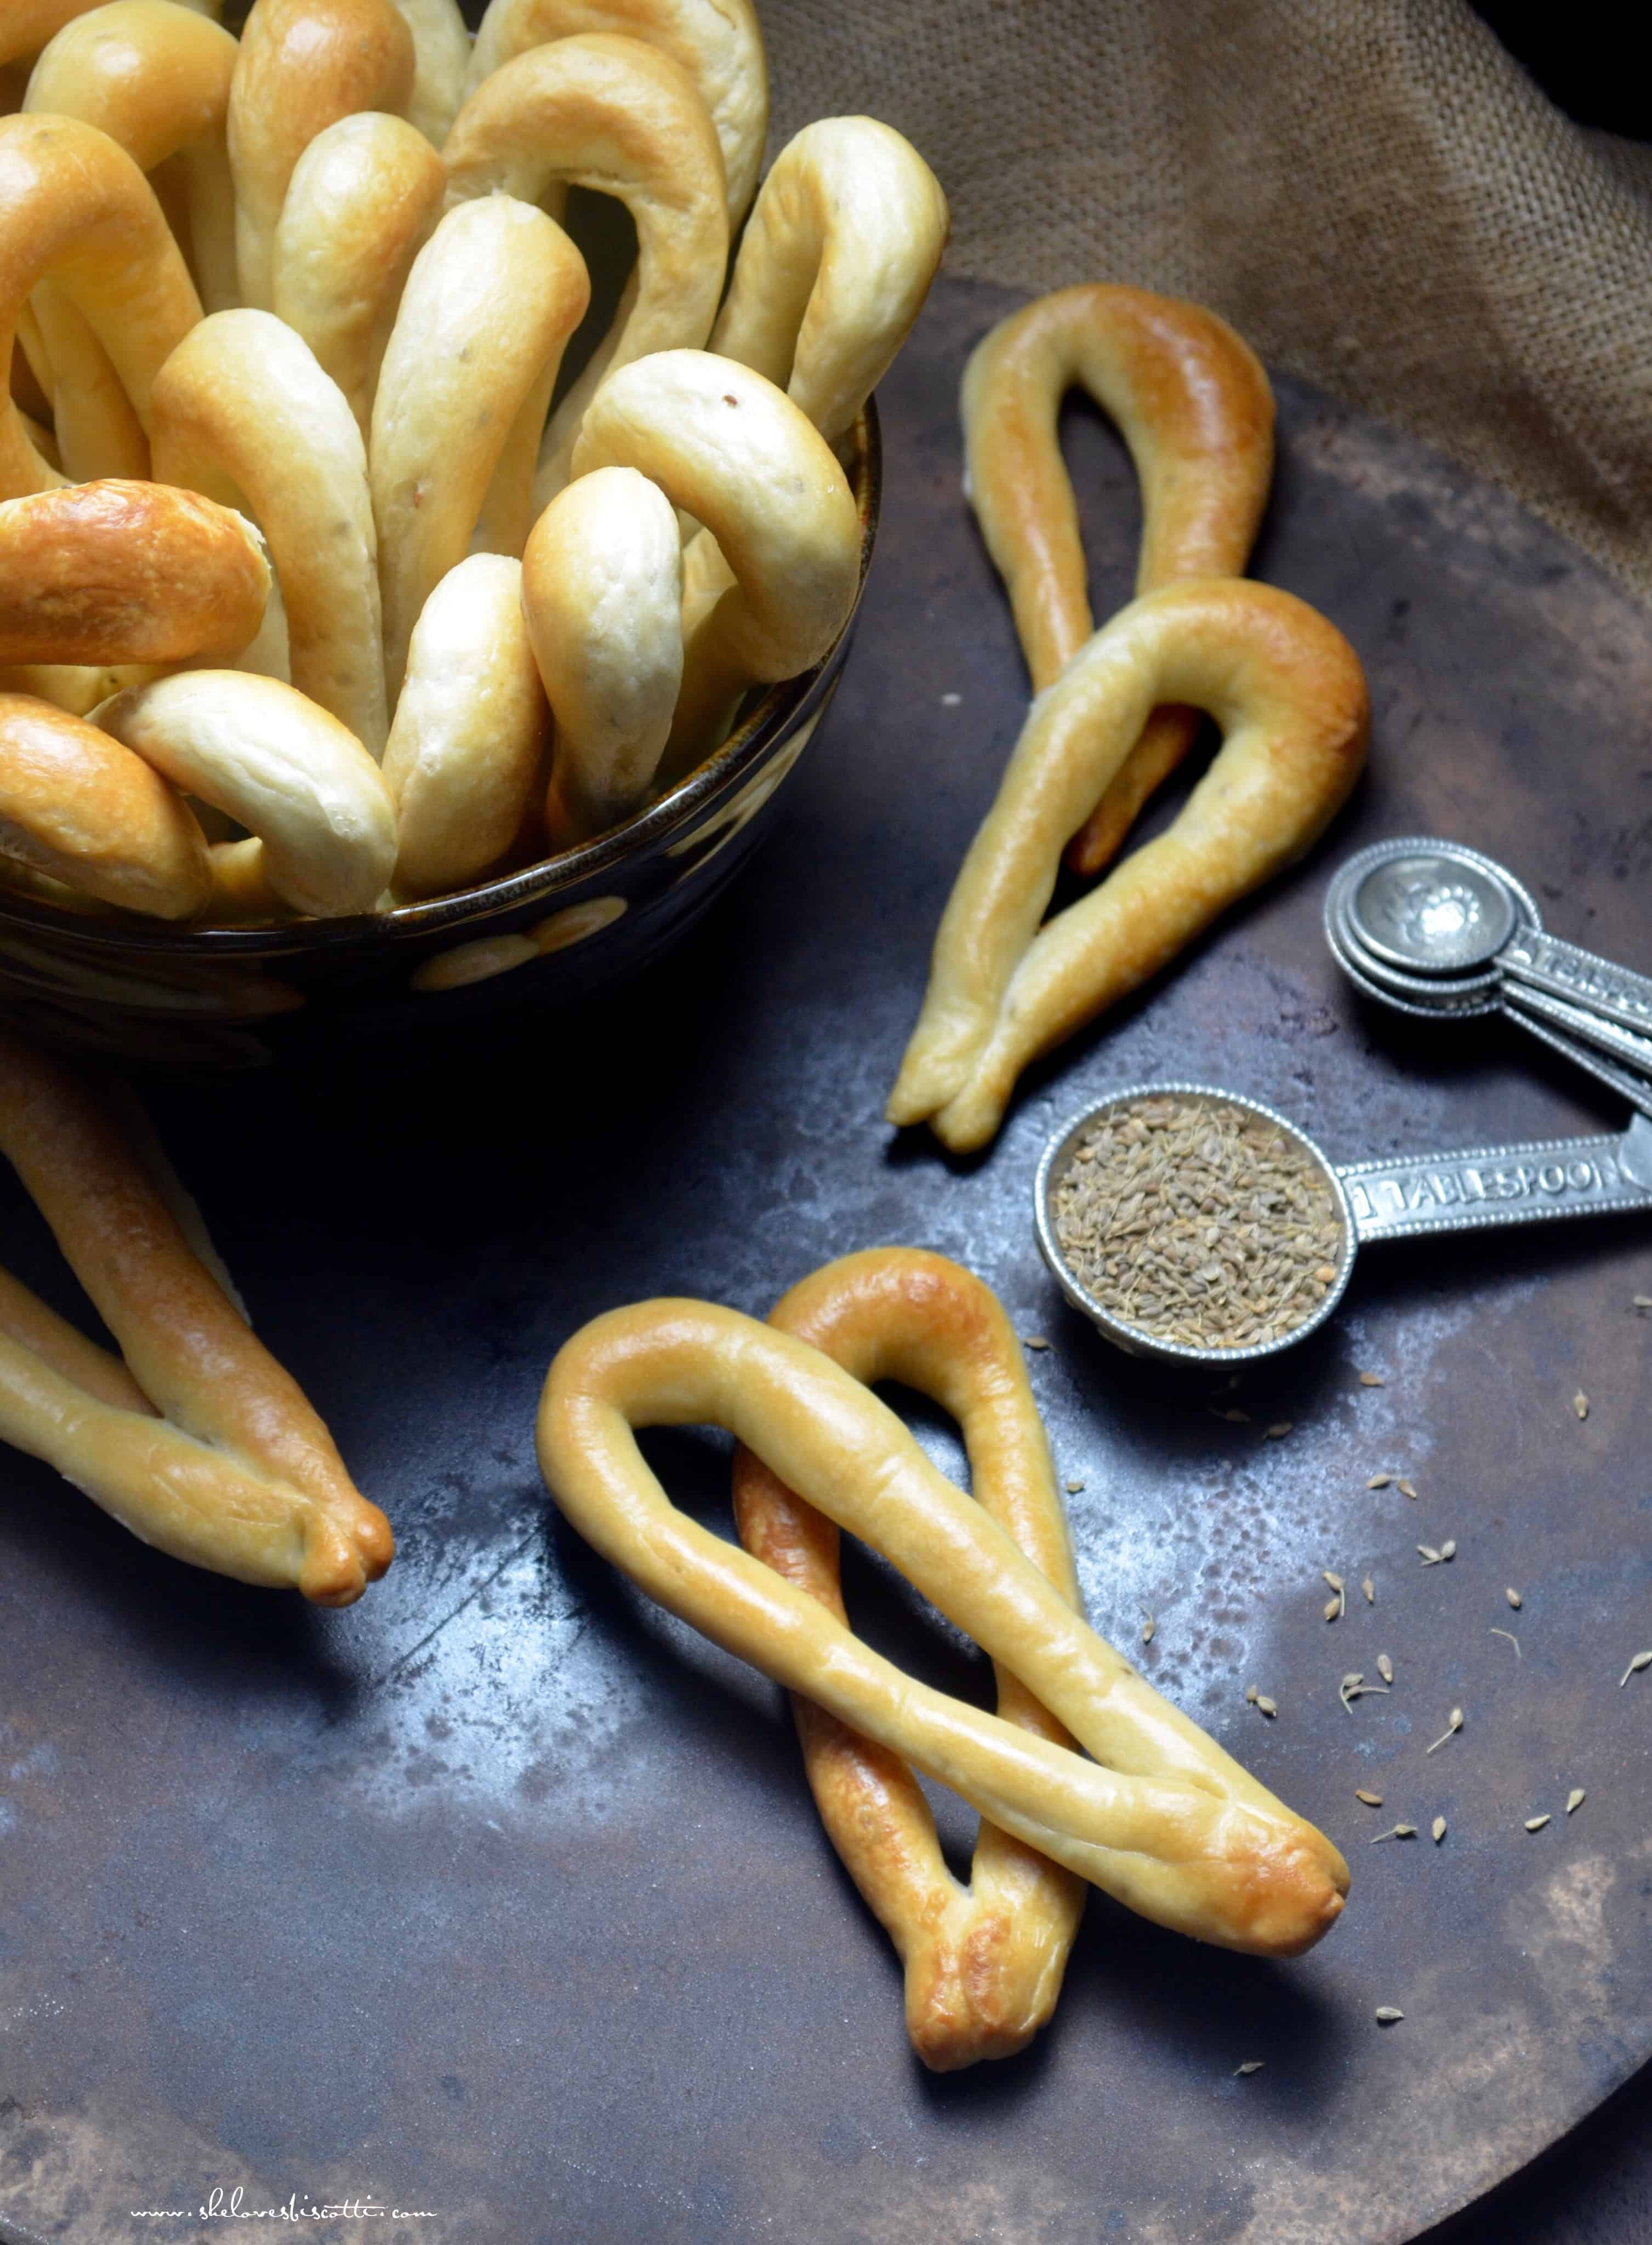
[761,0,1652,602]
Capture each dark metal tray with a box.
[5,275,1652,2243]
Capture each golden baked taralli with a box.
[465,0,768,226]
[443,33,728,505]
[539,1293,1349,1956]
[888,579,1370,1151]
[227,0,414,310]
[0,478,267,665]
[383,552,549,897]
[98,669,397,916]
[388,0,469,145]
[0,687,210,915]
[151,308,388,753]
[711,116,948,447]
[371,193,589,700]
[523,464,683,844]
[571,349,860,767]
[270,110,446,440]
[0,110,201,498]
[961,286,1275,875]
[3,0,221,67]
[732,1249,1085,2070]
[0,1027,394,1602]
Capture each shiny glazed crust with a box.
[887,578,1370,1150]
[538,1293,1350,1958]
[731,1248,1086,2070]
[961,286,1275,874]
[0,477,268,665]
[0,1028,394,1602]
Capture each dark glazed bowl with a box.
[0,403,880,1069]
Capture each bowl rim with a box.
[0,397,881,963]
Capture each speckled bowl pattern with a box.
[0,406,879,1069]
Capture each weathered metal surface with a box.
[5,273,1652,2243]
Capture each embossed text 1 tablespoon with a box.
[1035,1082,1652,1366]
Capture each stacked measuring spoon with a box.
[1325,837,1652,1120]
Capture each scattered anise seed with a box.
[1141,1614,1156,1645]
[1355,1789,1384,1806]
[1377,1653,1394,1683]
[1398,1479,1418,1500]
[1573,1391,1588,1419]
[1023,1336,1051,1351]
[1525,1815,1551,1833]
[1066,1480,1084,1494]
[1256,1695,1277,1718]
[1234,2060,1266,2076]
[1362,1576,1375,1604]
[1371,1825,1416,1842]
[1634,1295,1652,1310]
[1374,2006,1404,2024]
[1419,1545,1443,1565]
[1425,1707,1463,1754]
[1367,1473,1392,1489]
[1245,1684,1259,1705]
[1266,1422,1293,1439]
[1620,1651,1652,1688]
[1431,1816,1446,1843]
[1323,1570,1345,1591]
[1324,1597,1342,1623]
[1489,1628,1520,1659]
[1506,1587,1523,1609]
[1210,1408,1251,1423]
[1567,1789,1585,1814]
[1359,1372,1386,1387]
[1440,1539,1457,1560]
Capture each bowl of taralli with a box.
[0,0,938,1065]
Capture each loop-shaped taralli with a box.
[523,465,682,844]
[888,579,1370,1152]
[538,1295,1349,1958]
[961,287,1276,878]
[1,0,219,66]
[0,1029,394,1603]
[0,111,202,499]
[388,0,469,145]
[227,0,415,311]
[98,669,397,916]
[25,1,240,314]
[731,1249,1086,2071]
[711,116,948,447]
[272,113,446,440]
[151,309,388,754]
[371,194,589,702]
[442,34,728,505]
[382,552,549,898]
[0,479,267,666]
[0,688,210,915]
[465,0,767,226]
[570,350,859,769]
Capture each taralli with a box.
[25,0,240,315]
[270,110,446,440]
[0,688,210,915]
[0,478,267,666]
[388,0,469,145]
[2,0,221,66]
[538,1294,1349,1956]
[371,194,589,701]
[151,309,388,753]
[98,669,397,916]
[888,579,1370,1151]
[732,1249,1085,2070]
[0,111,202,499]
[465,0,768,226]
[0,1027,394,1602]
[226,0,414,311]
[443,34,728,506]
[522,464,682,844]
[961,287,1275,876]
[710,116,948,447]
[382,552,549,898]
[570,350,860,768]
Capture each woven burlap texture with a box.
[762,0,1652,601]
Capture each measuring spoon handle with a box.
[1336,1116,1652,1244]
[1500,930,1652,1043]
[1502,990,1652,1121]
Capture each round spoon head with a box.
[1350,851,1518,973]
[1034,1083,1357,1366]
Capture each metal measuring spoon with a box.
[1325,838,1652,1120]
[1034,1081,1652,1366]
